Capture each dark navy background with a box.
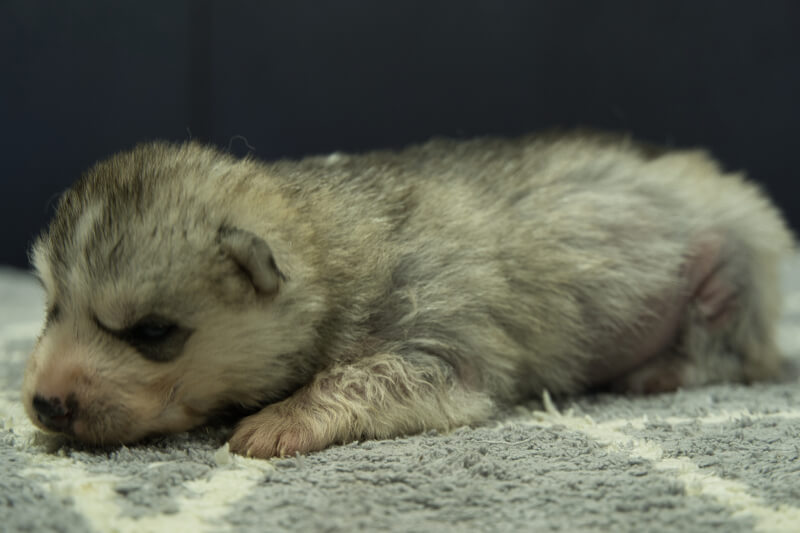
[2,1,798,269]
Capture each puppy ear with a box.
[218,227,285,294]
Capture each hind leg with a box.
[611,232,784,393]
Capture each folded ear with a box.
[218,226,285,295]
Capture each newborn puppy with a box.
[22,133,794,457]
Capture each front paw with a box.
[227,403,334,459]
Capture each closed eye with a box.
[127,321,177,344]
[95,315,192,363]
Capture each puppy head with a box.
[22,142,323,445]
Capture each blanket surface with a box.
[2,262,799,533]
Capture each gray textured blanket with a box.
[2,262,799,533]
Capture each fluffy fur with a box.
[22,132,794,457]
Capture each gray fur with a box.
[22,132,795,457]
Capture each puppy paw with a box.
[609,350,686,394]
[227,404,334,459]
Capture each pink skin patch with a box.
[588,233,735,391]
[687,236,737,329]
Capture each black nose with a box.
[32,394,76,433]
